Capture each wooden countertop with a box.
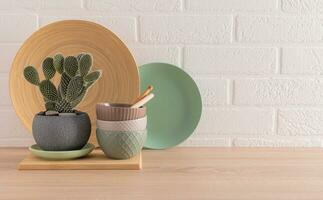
[1,147,323,200]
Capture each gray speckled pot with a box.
[32,111,91,151]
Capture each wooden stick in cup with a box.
[131,93,154,108]
[132,85,153,105]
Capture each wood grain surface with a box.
[18,149,141,170]
[9,20,140,145]
[2,147,323,200]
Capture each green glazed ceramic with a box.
[139,63,202,149]
[96,129,146,160]
[29,143,95,160]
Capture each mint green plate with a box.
[139,63,202,149]
[29,143,95,160]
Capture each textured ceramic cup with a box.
[96,116,147,131]
[96,129,147,159]
[96,103,146,121]
[32,111,91,151]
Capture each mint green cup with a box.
[96,128,146,159]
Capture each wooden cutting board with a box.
[9,20,140,146]
[18,149,142,170]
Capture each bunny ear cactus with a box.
[23,53,102,113]
[64,56,79,77]
[76,53,85,62]
[53,54,64,74]
[66,76,84,102]
[79,54,92,77]
[42,57,55,80]
[39,80,58,101]
[24,66,40,85]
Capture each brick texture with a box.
[282,48,323,74]
[42,0,82,9]
[282,0,323,14]
[129,46,180,66]
[2,0,323,146]
[40,16,137,43]
[0,14,37,42]
[85,0,181,12]
[0,76,11,106]
[140,16,232,44]
[187,0,277,12]
[0,44,20,72]
[195,78,228,106]
[236,16,322,43]
[278,109,323,136]
[196,108,274,135]
[234,78,323,105]
[184,47,277,75]
[0,108,30,138]
[232,138,320,147]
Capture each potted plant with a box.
[23,53,102,151]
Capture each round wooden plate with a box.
[10,20,139,145]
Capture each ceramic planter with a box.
[32,111,91,151]
[96,116,147,131]
[96,128,146,159]
[96,103,146,121]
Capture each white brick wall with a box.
[0,14,37,42]
[234,78,323,105]
[236,16,323,43]
[129,46,180,66]
[282,0,323,13]
[195,78,228,106]
[2,0,323,147]
[140,16,232,44]
[186,0,277,12]
[0,44,20,72]
[196,108,275,135]
[85,0,182,12]
[184,47,277,75]
[40,16,137,43]
[282,48,323,74]
[278,109,323,136]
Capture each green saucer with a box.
[29,143,95,160]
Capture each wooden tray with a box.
[18,149,142,170]
[10,20,140,146]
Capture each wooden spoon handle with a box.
[131,93,154,108]
[132,85,153,105]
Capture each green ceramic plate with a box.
[139,63,202,149]
[29,143,95,160]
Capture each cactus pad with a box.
[66,76,84,102]
[76,53,85,61]
[84,70,101,83]
[85,80,95,89]
[42,57,55,80]
[55,99,73,113]
[79,54,92,77]
[45,101,56,111]
[58,72,71,99]
[70,88,86,108]
[64,56,78,77]
[57,87,62,100]
[24,66,40,85]
[53,54,64,74]
[39,80,58,102]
